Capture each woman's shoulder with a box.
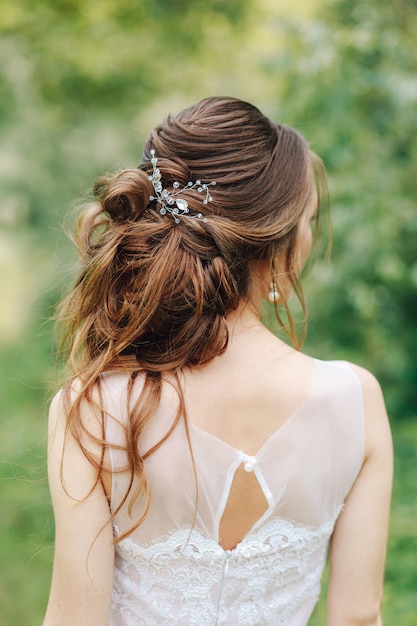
[303,358,387,426]
[47,372,131,434]
[50,370,134,404]
[47,379,102,436]
[346,362,391,455]
[342,361,384,395]
[315,358,391,458]
[315,358,384,401]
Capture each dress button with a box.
[243,456,256,472]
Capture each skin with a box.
[44,392,114,626]
[44,201,393,626]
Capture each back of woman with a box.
[43,97,392,626]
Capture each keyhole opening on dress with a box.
[218,464,269,551]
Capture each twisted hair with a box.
[56,97,329,539]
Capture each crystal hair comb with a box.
[148,149,215,223]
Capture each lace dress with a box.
[103,359,365,626]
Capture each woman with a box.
[44,97,392,625]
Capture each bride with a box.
[43,96,392,625]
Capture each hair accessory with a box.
[148,149,215,223]
[268,282,280,303]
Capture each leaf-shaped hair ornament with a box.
[148,149,216,223]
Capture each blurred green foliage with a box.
[291,0,417,418]
[1,0,416,623]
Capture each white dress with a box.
[103,359,365,625]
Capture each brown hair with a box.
[57,96,329,539]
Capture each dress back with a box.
[104,359,365,625]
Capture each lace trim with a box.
[111,509,341,625]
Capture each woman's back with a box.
[105,317,365,625]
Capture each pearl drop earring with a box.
[268,282,280,303]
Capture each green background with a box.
[1,0,416,623]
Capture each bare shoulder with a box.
[47,388,68,445]
[345,361,382,392]
[47,379,108,485]
[344,362,386,413]
[344,362,392,460]
[48,379,105,435]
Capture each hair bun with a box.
[94,169,153,222]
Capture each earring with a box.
[268,282,280,303]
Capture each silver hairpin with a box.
[148,149,215,223]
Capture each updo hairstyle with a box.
[57,97,328,538]
[64,97,326,377]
